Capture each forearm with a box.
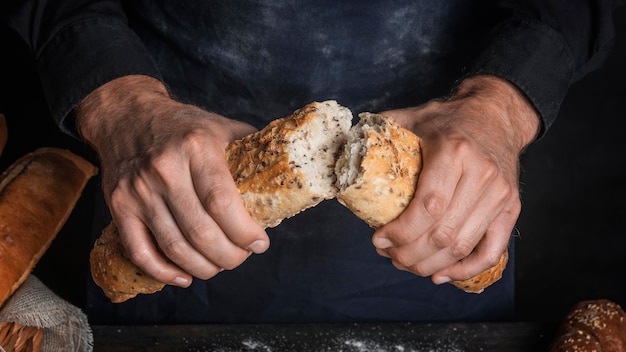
[74,75,171,148]
[452,75,540,151]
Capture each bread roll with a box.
[90,100,353,302]
[335,112,508,294]
[0,148,97,307]
[550,299,626,352]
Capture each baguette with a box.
[90,100,353,302]
[91,101,508,303]
[0,147,98,307]
[550,299,626,352]
[335,112,508,294]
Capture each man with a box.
[1,0,622,323]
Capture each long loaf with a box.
[0,147,98,307]
[90,101,508,303]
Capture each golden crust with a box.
[550,299,626,352]
[336,113,421,228]
[449,250,508,293]
[0,148,97,307]
[90,222,165,303]
[227,101,342,228]
[91,101,351,302]
[336,113,508,294]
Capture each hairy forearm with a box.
[74,75,171,148]
[453,75,541,151]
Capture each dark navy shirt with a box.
[1,0,623,324]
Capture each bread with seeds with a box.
[550,299,626,352]
[335,112,508,294]
[90,100,353,302]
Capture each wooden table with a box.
[92,322,558,351]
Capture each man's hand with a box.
[75,75,269,288]
[373,75,540,284]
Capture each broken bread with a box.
[90,100,353,302]
[335,112,508,294]
[227,100,352,228]
[90,101,509,303]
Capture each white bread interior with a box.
[227,100,353,228]
[335,112,422,228]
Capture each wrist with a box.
[454,75,540,151]
[74,75,170,146]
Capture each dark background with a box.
[1,8,625,325]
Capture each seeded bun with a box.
[550,299,626,352]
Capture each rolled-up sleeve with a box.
[468,0,625,136]
[1,0,161,137]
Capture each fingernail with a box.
[248,240,268,254]
[373,237,393,249]
[171,276,191,287]
[433,276,451,285]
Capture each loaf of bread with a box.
[0,147,98,307]
[550,299,626,352]
[335,112,508,294]
[227,100,352,227]
[91,101,508,302]
[90,100,353,302]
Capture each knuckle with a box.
[125,246,153,269]
[182,129,210,152]
[422,192,447,220]
[429,225,455,249]
[393,250,415,268]
[479,161,499,182]
[160,238,189,260]
[449,237,475,259]
[484,251,503,268]
[204,185,236,215]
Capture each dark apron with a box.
[86,0,515,324]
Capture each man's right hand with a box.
[74,75,270,288]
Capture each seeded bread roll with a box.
[90,100,353,302]
[335,112,508,294]
[0,148,97,307]
[550,299,626,352]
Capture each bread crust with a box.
[0,148,97,307]
[91,102,509,302]
[336,112,422,228]
[336,113,508,294]
[228,100,351,228]
[550,299,626,352]
[90,101,352,302]
[90,222,166,303]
